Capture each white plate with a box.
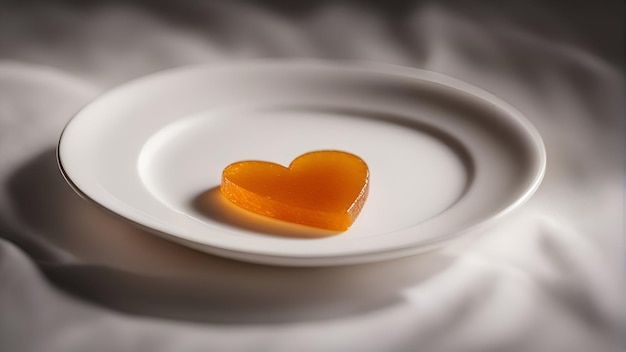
[58,60,546,266]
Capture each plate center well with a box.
[138,107,471,238]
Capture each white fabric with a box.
[0,1,623,351]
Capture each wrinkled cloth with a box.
[0,1,623,351]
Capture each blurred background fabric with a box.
[0,0,623,351]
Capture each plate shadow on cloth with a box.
[3,148,456,324]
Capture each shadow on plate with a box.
[4,148,455,324]
[192,187,339,238]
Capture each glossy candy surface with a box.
[221,150,369,232]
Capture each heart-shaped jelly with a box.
[220,150,369,232]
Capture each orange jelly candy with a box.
[220,150,369,232]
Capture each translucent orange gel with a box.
[220,150,369,232]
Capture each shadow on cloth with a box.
[4,148,455,324]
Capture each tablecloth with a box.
[0,1,623,351]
